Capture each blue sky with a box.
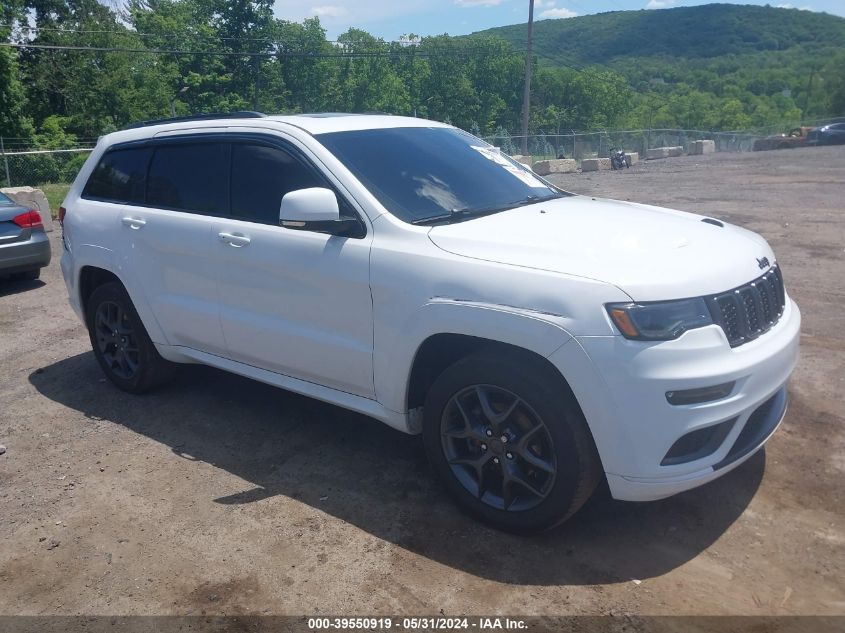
[272,0,845,40]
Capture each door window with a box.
[147,143,228,215]
[83,147,152,204]
[230,143,323,226]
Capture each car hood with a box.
[427,195,775,302]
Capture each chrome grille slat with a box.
[707,265,785,347]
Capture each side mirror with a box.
[279,187,360,237]
[280,187,340,226]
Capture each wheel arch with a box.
[406,334,582,415]
[78,265,122,320]
[76,262,167,344]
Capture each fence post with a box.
[0,137,10,188]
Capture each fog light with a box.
[661,417,736,465]
[666,381,735,406]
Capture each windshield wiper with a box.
[411,193,562,226]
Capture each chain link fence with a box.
[0,147,92,189]
[481,129,761,161]
[2,121,832,190]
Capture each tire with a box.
[86,281,173,394]
[16,268,40,281]
[624,156,631,168]
[422,348,602,533]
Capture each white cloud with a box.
[775,3,813,9]
[539,7,578,19]
[311,5,348,17]
[454,0,505,6]
[646,0,678,8]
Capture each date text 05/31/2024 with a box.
[307,617,528,630]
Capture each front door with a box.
[212,140,375,398]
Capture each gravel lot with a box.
[1,146,843,620]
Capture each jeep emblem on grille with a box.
[757,257,770,270]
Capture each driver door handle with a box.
[218,232,251,247]
[121,217,146,230]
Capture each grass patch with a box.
[39,183,72,217]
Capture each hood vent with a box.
[701,218,724,227]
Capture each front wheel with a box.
[422,349,602,533]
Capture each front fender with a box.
[374,298,575,415]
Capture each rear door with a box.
[98,140,228,355]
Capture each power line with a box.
[0,22,516,51]
[0,41,499,59]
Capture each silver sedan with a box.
[0,191,51,280]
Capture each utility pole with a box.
[0,137,10,188]
[170,85,189,118]
[520,0,535,156]
[253,55,260,111]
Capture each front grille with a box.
[706,265,785,347]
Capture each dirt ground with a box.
[1,146,843,619]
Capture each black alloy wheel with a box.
[86,281,173,394]
[423,348,602,533]
[440,384,557,511]
[94,300,140,380]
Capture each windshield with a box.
[316,126,567,224]
[0,192,14,205]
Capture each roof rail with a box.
[122,111,266,130]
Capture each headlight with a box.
[606,298,713,341]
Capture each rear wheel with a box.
[422,349,601,533]
[13,268,40,281]
[86,282,173,394]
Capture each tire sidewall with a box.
[422,352,597,533]
[85,282,160,393]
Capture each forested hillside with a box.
[1,1,843,153]
[478,4,845,64]
[477,4,845,132]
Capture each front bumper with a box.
[549,296,800,502]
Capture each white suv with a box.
[60,113,800,532]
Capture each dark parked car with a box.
[807,123,845,146]
[0,191,51,280]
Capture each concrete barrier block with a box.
[510,155,533,168]
[689,140,716,155]
[646,146,684,159]
[532,159,577,176]
[624,152,639,165]
[582,158,610,172]
[1,186,54,232]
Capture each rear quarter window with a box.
[82,147,151,204]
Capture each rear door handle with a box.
[218,232,251,247]
[121,217,146,230]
